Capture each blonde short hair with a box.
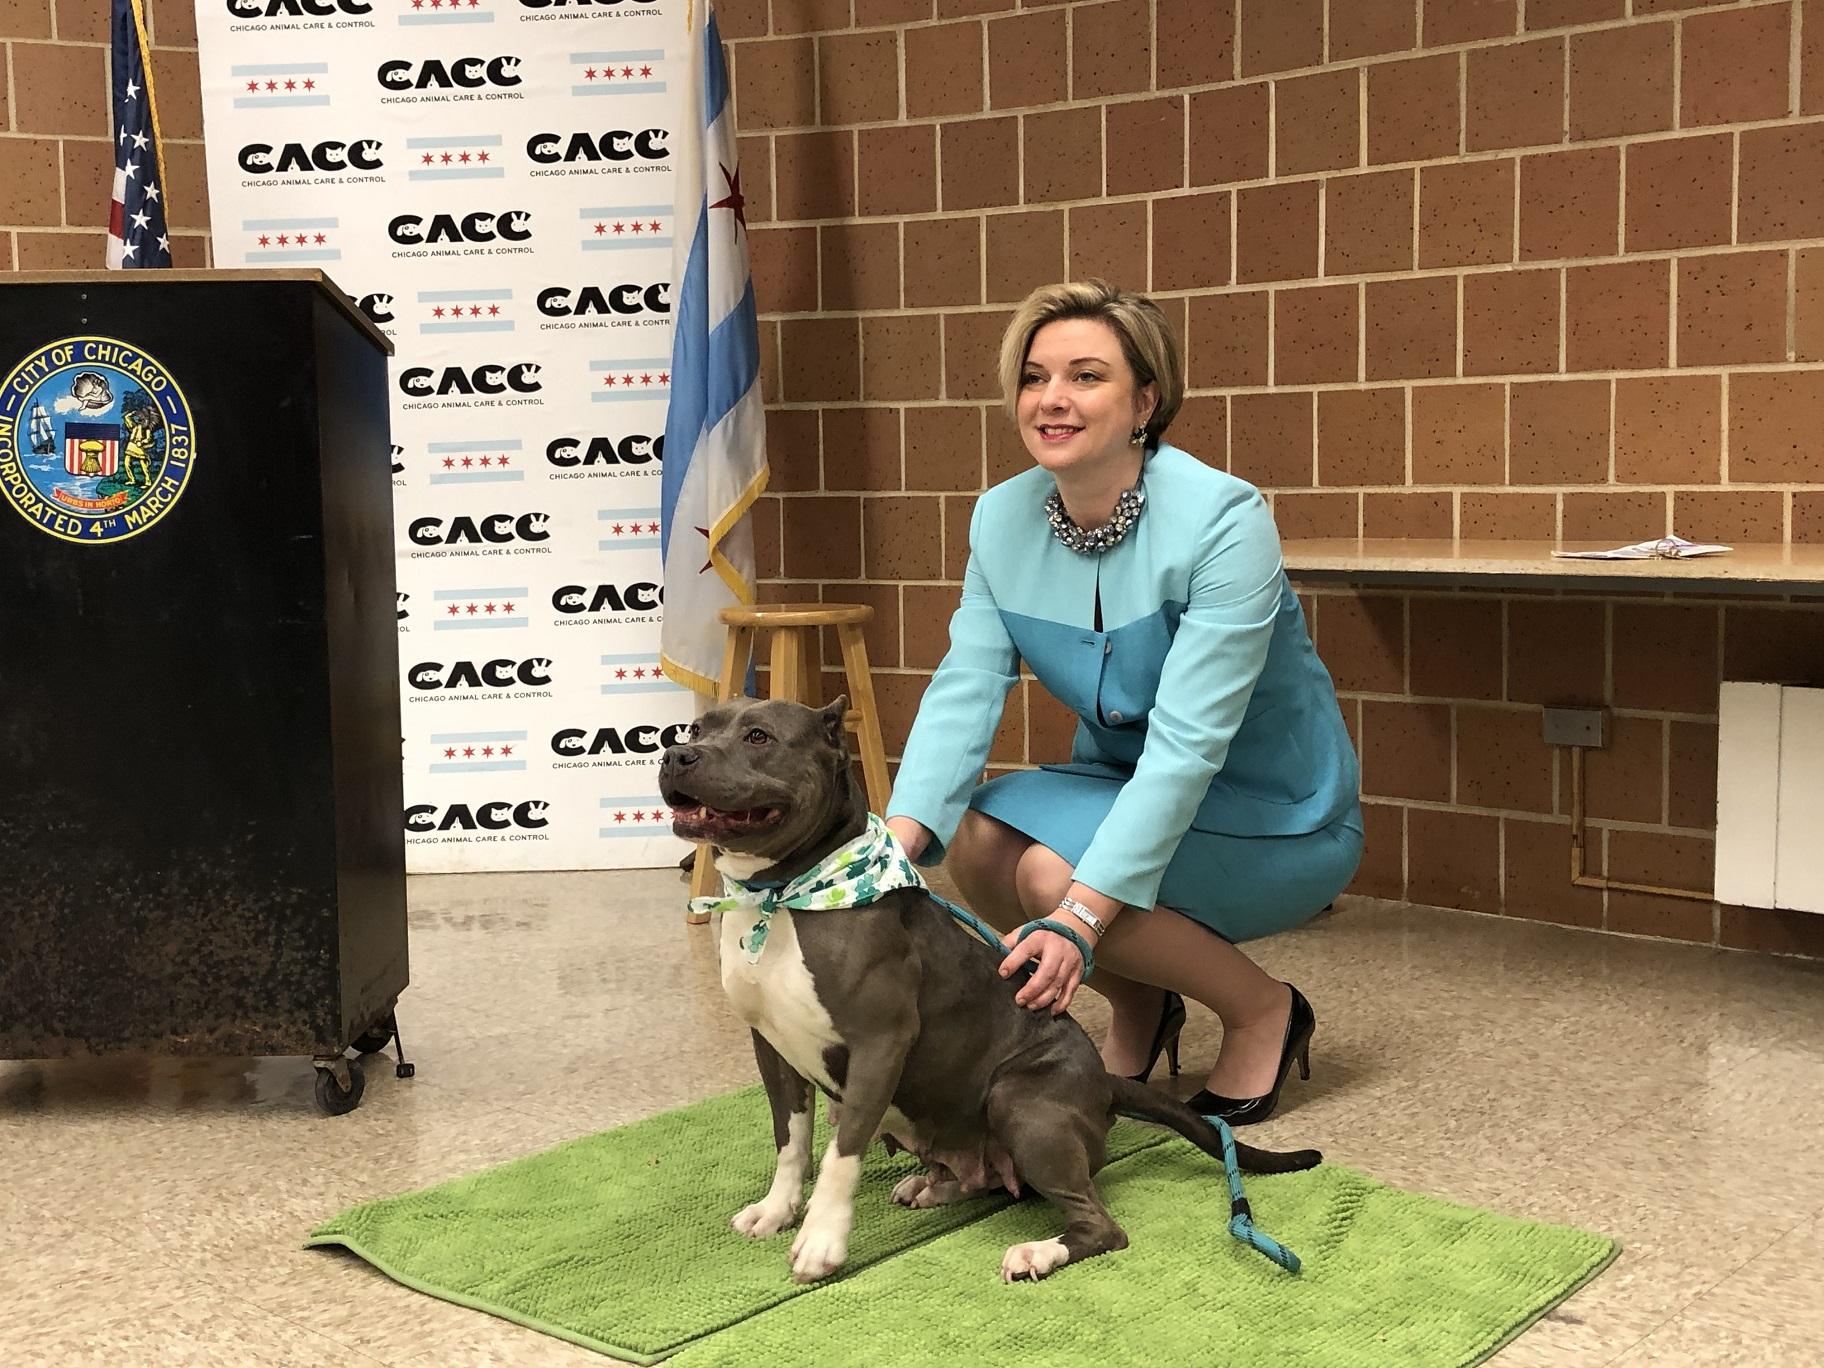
[996,280,1185,450]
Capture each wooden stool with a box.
[686,602,893,918]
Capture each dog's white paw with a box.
[731,1197,799,1238]
[1001,1238,1071,1283]
[788,1215,849,1282]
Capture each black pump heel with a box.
[1186,983,1315,1127]
[1127,990,1186,1084]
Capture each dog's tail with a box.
[1106,1075,1322,1174]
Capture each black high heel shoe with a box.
[1126,990,1186,1084]
[1186,984,1314,1126]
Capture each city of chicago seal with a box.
[0,336,195,544]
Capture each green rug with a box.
[309,1087,1616,1366]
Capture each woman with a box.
[884,281,1362,1124]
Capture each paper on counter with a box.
[1553,534,1733,561]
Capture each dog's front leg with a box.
[788,1037,910,1283]
[733,1030,815,1238]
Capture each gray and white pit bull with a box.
[659,694,1321,1285]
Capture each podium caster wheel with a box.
[315,1059,366,1116]
[396,1062,416,1080]
[352,1025,394,1055]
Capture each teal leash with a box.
[1205,1113,1302,1273]
[943,895,1299,1272]
[932,893,1095,981]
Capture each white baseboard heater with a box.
[1715,682,1824,914]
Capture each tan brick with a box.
[1364,490,1452,538]
[1188,291,1270,387]
[1519,146,1619,261]
[1568,22,1675,141]
[12,42,106,136]
[1330,0,1415,61]
[1072,0,1152,99]
[1739,124,1824,244]
[1235,181,1317,283]
[1625,134,1733,252]
[1423,0,1515,45]
[1275,285,1359,386]
[1510,380,1609,484]
[1463,268,1561,377]
[1277,69,1361,176]
[1325,169,1415,275]
[1230,391,1314,488]
[1190,84,1270,187]
[940,118,1018,212]
[1022,107,1102,204]
[1240,0,1321,75]
[1681,3,1791,128]
[906,20,983,119]
[1729,371,1824,482]
[904,218,981,309]
[1410,598,1503,701]
[1615,376,1721,485]
[736,37,817,130]
[0,138,64,228]
[819,222,900,312]
[1364,276,1457,381]
[1360,701,1451,803]
[1368,54,1460,165]
[780,317,861,402]
[776,131,855,220]
[1419,160,1514,269]
[822,407,903,492]
[1565,260,1670,373]
[988,8,1066,111]
[984,210,1065,305]
[1159,0,1235,88]
[1318,388,1405,486]
[1465,36,1563,153]
[1457,706,1553,813]
[1412,384,1505,485]
[819,30,899,125]
[1069,202,1148,289]
[858,125,936,217]
[1677,252,1788,368]
[1106,97,1185,196]
[1153,192,1232,291]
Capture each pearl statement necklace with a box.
[1043,479,1146,555]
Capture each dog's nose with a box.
[662,745,699,771]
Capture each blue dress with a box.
[886,445,1362,943]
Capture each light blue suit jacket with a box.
[886,445,1360,911]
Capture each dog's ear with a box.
[816,695,850,748]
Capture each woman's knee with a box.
[1012,842,1074,916]
[947,811,1028,918]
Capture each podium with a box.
[0,270,408,1114]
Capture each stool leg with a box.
[836,623,892,814]
[688,625,755,924]
[769,627,809,704]
[718,625,754,702]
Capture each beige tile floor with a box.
[5,872,1824,1366]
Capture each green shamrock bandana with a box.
[688,813,927,964]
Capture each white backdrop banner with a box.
[194,0,692,874]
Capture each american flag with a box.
[108,0,171,269]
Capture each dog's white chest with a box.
[718,904,844,1093]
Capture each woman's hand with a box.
[885,815,931,862]
[999,922,1090,1016]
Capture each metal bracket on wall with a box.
[1567,746,1713,903]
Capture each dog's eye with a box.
[744,727,770,745]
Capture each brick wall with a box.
[5,0,1821,956]
[721,0,1824,958]
[0,0,209,267]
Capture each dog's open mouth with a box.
[670,802,785,842]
